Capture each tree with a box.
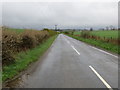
[90,28,93,31]
[43,28,49,31]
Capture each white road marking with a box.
[89,66,113,90]
[65,38,70,44]
[63,34,118,58]
[71,45,80,55]
[63,36,70,44]
[90,46,118,58]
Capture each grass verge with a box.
[2,35,58,82]
[67,34,119,54]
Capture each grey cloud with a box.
[2,2,118,30]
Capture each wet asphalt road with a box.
[9,34,118,88]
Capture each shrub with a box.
[2,29,56,66]
[2,30,20,65]
[20,31,37,49]
[81,31,90,38]
[64,31,69,34]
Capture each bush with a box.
[64,31,69,34]
[81,31,90,38]
[2,29,56,66]
[2,30,20,65]
[20,31,37,49]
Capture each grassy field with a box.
[67,34,119,54]
[74,30,119,39]
[5,28,25,33]
[2,35,58,82]
[73,31,81,35]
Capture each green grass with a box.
[90,30,118,39]
[0,70,2,87]
[67,34,119,54]
[74,30,119,39]
[2,35,58,82]
[73,31,82,35]
[6,28,25,33]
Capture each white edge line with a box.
[89,66,113,90]
[91,46,118,58]
[63,34,118,58]
[71,45,80,55]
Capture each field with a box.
[74,30,118,39]
[3,27,25,33]
[65,30,119,54]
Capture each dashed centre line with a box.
[89,66,113,90]
[63,34,115,89]
[71,45,80,55]
[63,35,80,55]
[62,34,115,89]
[63,36,70,44]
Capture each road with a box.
[7,34,118,89]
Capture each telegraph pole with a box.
[55,25,57,31]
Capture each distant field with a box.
[73,31,81,35]
[74,30,119,39]
[5,28,25,33]
[90,30,118,39]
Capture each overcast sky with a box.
[1,0,119,30]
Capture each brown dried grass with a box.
[2,29,55,66]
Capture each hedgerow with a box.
[2,28,57,66]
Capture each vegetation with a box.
[67,34,119,54]
[64,30,119,54]
[2,27,25,33]
[2,35,57,81]
[90,30,118,39]
[2,27,58,81]
[73,30,119,39]
[3,30,48,65]
[73,31,82,35]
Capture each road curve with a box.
[7,34,118,88]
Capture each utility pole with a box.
[55,25,57,31]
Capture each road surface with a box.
[7,34,118,89]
